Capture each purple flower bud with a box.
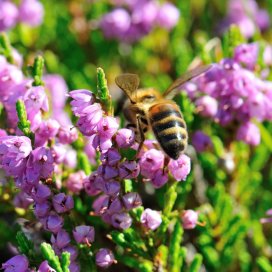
[122,192,142,210]
[97,116,119,139]
[195,96,218,117]
[140,149,164,179]
[51,230,71,249]
[119,161,140,179]
[84,139,96,165]
[100,180,121,196]
[234,43,259,70]
[43,214,64,234]
[62,245,78,262]
[115,128,135,148]
[108,198,123,214]
[52,193,74,213]
[92,135,113,152]
[73,225,95,245]
[98,165,119,180]
[13,192,33,209]
[151,169,168,188]
[100,148,121,166]
[0,1,18,31]
[111,212,132,229]
[31,184,51,203]
[84,173,101,196]
[26,147,54,183]
[35,119,60,147]
[236,122,260,146]
[34,201,51,218]
[93,195,110,215]
[156,3,179,30]
[2,255,29,272]
[63,148,77,168]
[0,136,32,177]
[182,210,198,229]
[168,154,191,181]
[38,260,56,272]
[57,126,78,145]
[77,103,103,136]
[192,131,212,152]
[19,0,44,26]
[140,208,162,230]
[95,248,115,268]
[66,171,86,194]
[69,89,95,116]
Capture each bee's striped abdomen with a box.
[149,103,187,160]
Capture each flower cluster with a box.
[0,0,44,31]
[100,0,180,42]
[185,43,272,146]
[220,0,270,38]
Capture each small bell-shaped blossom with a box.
[140,208,162,230]
[115,128,135,148]
[95,248,115,268]
[57,126,78,144]
[0,1,19,32]
[38,260,56,272]
[2,255,29,272]
[111,212,132,229]
[236,122,260,146]
[73,225,95,245]
[34,201,51,218]
[156,3,179,30]
[122,192,142,210]
[52,193,74,213]
[66,171,86,194]
[182,210,199,229]
[168,154,191,181]
[51,229,71,249]
[192,131,212,152]
[42,214,64,234]
[19,0,44,26]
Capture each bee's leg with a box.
[163,156,170,174]
[136,114,145,157]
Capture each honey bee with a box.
[115,66,211,160]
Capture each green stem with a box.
[0,33,14,63]
[32,56,44,86]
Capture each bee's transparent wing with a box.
[115,73,140,103]
[163,65,212,99]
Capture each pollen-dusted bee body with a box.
[115,65,211,160]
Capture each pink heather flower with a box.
[140,208,162,230]
[100,148,121,166]
[31,184,51,203]
[111,212,132,229]
[35,119,60,147]
[13,192,33,209]
[63,147,77,168]
[44,74,68,111]
[2,255,29,272]
[57,126,78,144]
[92,135,113,152]
[108,198,123,214]
[0,1,19,31]
[38,260,56,272]
[0,63,23,101]
[119,161,140,179]
[122,192,142,210]
[73,225,95,245]
[97,165,119,180]
[156,3,179,30]
[0,136,32,177]
[100,8,131,39]
[84,173,101,196]
[34,201,51,218]
[100,180,121,196]
[195,96,218,117]
[234,43,259,70]
[26,147,54,183]
[18,0,44,26]
[92,195,110,215]
[77,103,103,136]
[192,131,212,152]
[69,89,95,116]
[151,169,168,188]
[97,116,119,139]
[51,230,71,249]
[140,149,164,179]
[236,122,260,146]
[95,248,115,268]
[52,193,74,213]
[115,128,135,148]
[168,154,191,181]
[84,139,96,165]
[66,171,86,194]
[42,214,64,234]
[182,210,198,229]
